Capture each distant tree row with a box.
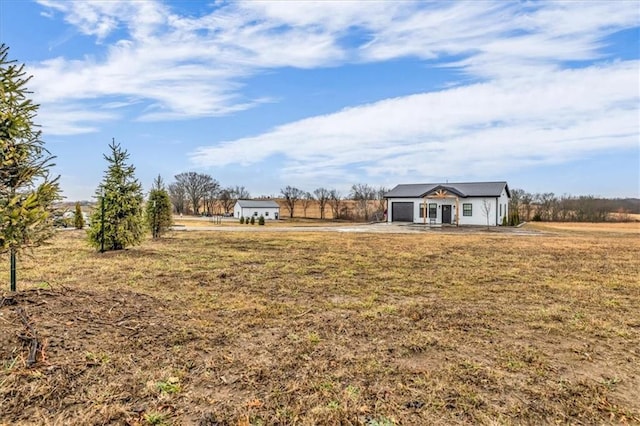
[509,189,639,223]
[280,184,388,221]
[167,172,249,216]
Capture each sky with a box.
[1,0,639,201]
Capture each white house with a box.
[385,182,511,226]
[234,199,280,220]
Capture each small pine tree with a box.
[74,202,85,229]
[1,44,61,291]
[509,211,520,226]
[146,175,173,239]
[240,216,244,224]
[258,215,265,225]
[88,139,144,251]
[246,217,250,224]
[250,216,255,225]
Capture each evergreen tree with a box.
[73,202,84,229]
[88,140,144,251]
[1,44,60,291]
[146,175,173,239]
[250,215,255,225]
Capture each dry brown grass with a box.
[1,227,639,425]
[173,216,359,228]
[526,221,640,234]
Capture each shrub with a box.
[240,216,244,224]
[250,216,255,225]
[246,217,250,224]
[502,215,508,226]
[258,215,265,225]
[74,202,85,229]
[509,211,520,226]
[532,213,542,222]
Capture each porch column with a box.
[423,196,427,224]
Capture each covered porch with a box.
[419,188,461,226]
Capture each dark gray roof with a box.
[236,199,280,208]
[385,182,510,198]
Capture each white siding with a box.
[498,188,510,225]
[234,205,279,219]
[458,198,498,226]
[388,196,507,226]
[387,198,417,222]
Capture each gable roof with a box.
[235,199,280,208]
[385,182,510,198]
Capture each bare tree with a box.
[329,189,342,220]
[375,186,389,221]
[481,199,492,229]
[314,187,330,219]
[350,183,377,221]
[231,185,250,200]
[281,186,303,218]
[508,188,526,225]
[300,192,314,218]
[218,187,235,214]
[168,182,186,214]
[203,180,221,216]
[536,193,558,221]
[520,191,534,221]
[174,172,217,215]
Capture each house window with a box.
[419,203,427,218]
[254,212,258,216]
[499,204,502,217]
[429,203,437,218]
[463,203,472,216]
[265,212,269,216]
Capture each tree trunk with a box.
[10,248,17,292]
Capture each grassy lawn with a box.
[1,226,639,425]
[172,216,363,228]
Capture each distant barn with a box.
[234,199,280,220]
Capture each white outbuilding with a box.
[234,199,280,220]
[385,181,511,226]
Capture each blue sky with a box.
[1,0,639,200]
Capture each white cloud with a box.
[190,61,639,182]
[31,0,639,135]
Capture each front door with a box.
[442,205,452,224]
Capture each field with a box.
[1,225,639,425]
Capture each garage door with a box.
[392,202,414,222]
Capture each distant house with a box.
[385,182,511,226]
[234,199,280,220]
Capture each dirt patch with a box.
[0,230,639,425]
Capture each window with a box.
[419,203,426,218]
[463,203,472,216]
[265,212,269,216]
[254,212,258,216]
[429,203,437,218]
[499,204,502,216]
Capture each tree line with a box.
[509,189,639,223]
[165,174,390,221]
[167,172,249,216]
[280,184,388,221]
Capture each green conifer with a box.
[74,202,84,229]
[88,140,144,251]
[0,44,61,291]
